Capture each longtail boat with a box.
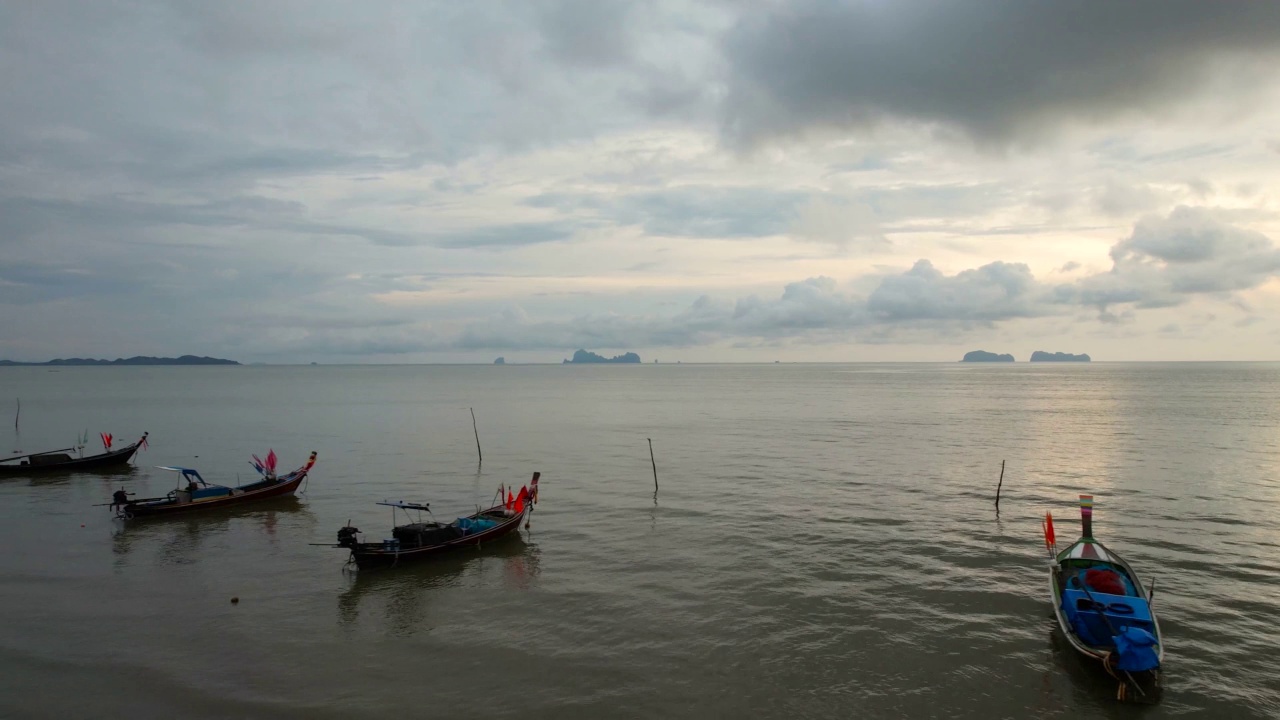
[331,472,540,570]
[1045,495,1163,701]
[0,432,148,475]
[111,450,316,519]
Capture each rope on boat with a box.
[1101,648,1148,702]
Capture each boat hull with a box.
[0,442,142,476]
[121,472,307,518]
[347,505,529,570]
[1048,540,1164,699]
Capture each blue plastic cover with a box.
[455,517,498,533]
[191,486,230,500]
[1114,626,1160,672]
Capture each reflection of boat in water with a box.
[337,539,537,630]
[111,499,315,561]
[1045,495,1163,703]
[330,472,540,571]
[0,433,148,476]
[111,451,316,519]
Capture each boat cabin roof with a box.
[377,500,431,511]
[156,466,208,485]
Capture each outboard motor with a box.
[336,525,360,548]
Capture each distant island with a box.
[493,357,506,365]
[962,350,1015,362]
[1030,351,1091,362]
[0,355,240,366]
[563,349,642,364]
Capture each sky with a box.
[3,1,1280,363]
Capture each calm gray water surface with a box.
[1,363,1278,719]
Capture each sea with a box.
[0,363,1277,719]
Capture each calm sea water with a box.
[0,363,1278,719]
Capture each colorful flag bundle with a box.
[250,450,278,476]
[100,432,113,450]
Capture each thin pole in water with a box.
[470,407,482,465]
[13,398,18,430]
[648,438,658,496]
[994,459,1005,513]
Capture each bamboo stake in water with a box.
[648,438,658,495]
[994,459,1005,513]
[470,407,482,465]
[13,398,18,430]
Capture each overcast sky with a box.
[4,1,1280,363]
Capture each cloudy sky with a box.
[3,1,1280,363]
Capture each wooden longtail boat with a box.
[331,472,539,570]
[0,433,148,476]
[112,451,316,519]
[1045,495,1163,702]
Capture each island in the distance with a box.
[493,357,506,365]
[961,350,1015,362]
[1030,351,1091,362]
[563,349,642,364]
[0,355,240,366]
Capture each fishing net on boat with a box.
[1085,568,1126,595]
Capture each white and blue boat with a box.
[1045,495,1163,701]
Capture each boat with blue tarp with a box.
[110,450,316,519]
[1045,495,1163,702]
[332,472,540,570]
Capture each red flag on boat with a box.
[506,490,514,509]
[101,432,113,450]
[1043,511,1056,552]
[265,449,277,473]
[515,486,526,514]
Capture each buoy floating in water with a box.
[230,597,239,604]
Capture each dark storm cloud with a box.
[721,1,1280,146]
